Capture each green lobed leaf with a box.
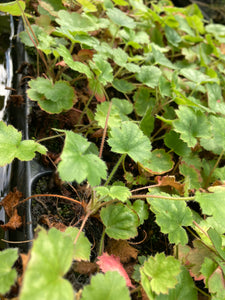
[95,185,131,202]
[208,267,225,299]
[0,121,47,166]
[58,131,107,186]
[134,87,155,117]
[108,121,152,164]
[186,14,204,35]
[37,0,64,20]
[112,48,128,67]
[136,66,162,88]
[173,106,210,147]
[200,115,225,154]
[140,149,174,175]
[0,1,25,16]
[147,192,193,245]
[152,44,176,69]
[165,25,182,47]
[206,83,225,115]
[125,62,140,73]
[65,227,91,261]
[27,77,75,113]
[76,0,97,12]
[155,266,197,300]
[95,98,133,128]
[214,165,225,181]
[112,79,135,94]
[100,203,139,239]
[186,239,216,280]
[141,253,181,295]
[175,15,195,36]
[56,10,99,32]
[140,269,155,299]
[207,228,225,260]
[127,199,149,226]
[106,7,136,29]
[16,140,47,161]
[195,187,225,232]
[206,23,225,43]
[56,44,93,78]
[179,68,218,84]
[179,161,202,190]
[81,271,130,300]
[91,55,113,85]
[113,0,128,6]
[140,107,155,136]
[200,257,218,287]
[173,90,208,110]
[0,248,18,295]
[19,25,44,48]
[88,77,105,102]
[159,76,172,97]
[164,130,191,157]
[20,228,74,300]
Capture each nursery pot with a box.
[0,16,52,251]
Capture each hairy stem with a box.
[98,227,106,256]
[15,194,83,208]
[73,210,92,245]
[77,93,95,125]
[129,194,195,201]
[37,133,65,143]
[99,101,112,159]
[104,153,127,186]
[204,150,224,188]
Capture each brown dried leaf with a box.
[73,261,97,275]
[106,239,138,264]
[18,253,30,286]
[155,175,185,195]
[39,214,67,232]
[91,128,104,138]
[220,43,225,54]
[0,209,22,231]
[0,188,22,217]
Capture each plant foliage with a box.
[1,0,225,299]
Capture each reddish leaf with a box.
[88,78,105,102]
[55,60,66,67]
[186,240,216,281]
[77,49,94,62]
[155,175,185,195]
[97,252,134,288]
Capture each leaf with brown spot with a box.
[155,175,185,195]
[106,239,138,264]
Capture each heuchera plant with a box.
[0,0,225,299]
